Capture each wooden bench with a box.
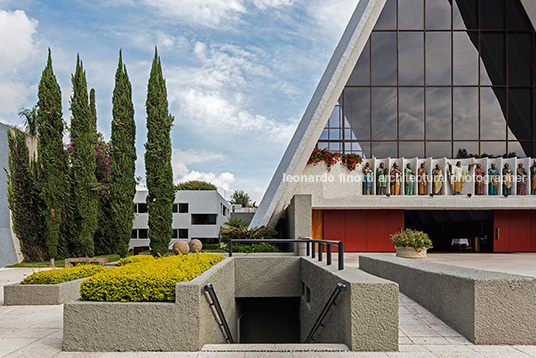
[64,257,108,268]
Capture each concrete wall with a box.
[4,278,85,305]
[300,258,399,351]
[230,212,254,224]
[285,194,312,255]
[0,123,18,267]
[359,254,536,345]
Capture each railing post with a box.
[229,240,233,257]
[318,243,322,262]
[306,240,310,256]
[312,242,316,258]
[204,283,234,343]
[327,244,332,265]
[338,241,344,270]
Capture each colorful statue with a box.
[474,163,485,195]
[448,161,474,195]
[488,163,499,195]
[532,162,536,195]
[404,163,415,195]
[503,163,513,195]
[390,163,402,195]
[362,162,373,195]
[517,163,527,195]
[417,162,427,195]
[376,163,387,195]
[432,164,443,195]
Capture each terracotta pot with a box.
[395,246,427,260]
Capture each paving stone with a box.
[400,324,441,338]
[3,338,62,358]
[0,337,41,356]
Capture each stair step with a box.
[201,343,349,352]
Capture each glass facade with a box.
[317,0,536,158]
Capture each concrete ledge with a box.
[300,258,399,352]
[4,278,85,305]
[359,254,536,345]
[63,257,235,352]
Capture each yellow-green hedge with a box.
[80,254,224,302]
[21,265,105,285]
[117,255,156,266]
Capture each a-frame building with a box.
[251,0,536,253]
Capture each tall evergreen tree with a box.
[36,49,68,262]
[70,55,98,257]
[110,50,137,257]
[145,48,174,256]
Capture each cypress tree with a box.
[145,48,174,256]
[110,50,137,257]
[6,130,47,262]
[70,55,98,257]
[36,49,68,262]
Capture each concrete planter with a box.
[395,246,427,260]
[4,278,85,305]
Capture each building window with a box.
[137,203,147,213]
[173,204,178,213]
[131,230,137,239]
[179,229,188,239]
[138,229,148,239]
[316,0,536,158]
[178,203,189,213]
[222,206,227,216]
[191,214,217,225]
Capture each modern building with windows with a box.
[130,189,230,250]
[251,0,536,253]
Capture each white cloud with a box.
[251,0,294,10]
[306,0,359,41]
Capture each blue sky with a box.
[0,0,359,203]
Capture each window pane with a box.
[372,88,397,140]
[372,142,397,158]
[347,40,370,85]
[426,87,452,140]
[454,142,478,158]
[329,129,341,140]
[453,32,479,85]
[508,89,532,141]
[320,129,328,140]
[329,142,341,152]
[399,33,424,85]
[508,34,532,86]
[375,0,396,30]
[508,141,531,158]
[480,34,505,86]
[481,142,506,158]
[399,88,424,140]
[426,32,451,85]
[344,88,370,140]
[400,142,424,157]
[328,103,341,127]
[453,87,478,140]
[453,0,478,30]
[399,0,424,30]
[480,0,505,30]
[427,142,452,158]
[481,88,507,140]
[371,32,397,85]
[508,0,532,31]
[425,0,451,30]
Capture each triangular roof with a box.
[251,0,536,229]
[250,0,387,228]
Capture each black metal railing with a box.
[203,283,234,343]
[228,238,344,270]
[305,283,347,343]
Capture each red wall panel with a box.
[366,211,391,252]
[532,214,536,251]
[345,211,367,252]
[509,211,532,252]
[494,211,510,252]
[323,210,345,242]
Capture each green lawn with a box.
[7,253,132,268]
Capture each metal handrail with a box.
[305,283,347,343]
[203,283,234,343]
[228,238,344,270]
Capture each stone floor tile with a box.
[410,337,451,345]
[0,337,41,356]
[444,336,472,345]
[514,345,536,357]
[404,305,432,316]
[428,325,463,337]
[415,314,446,326]
[4,338,62,358]
[5,327,60,339]
[385,352,438,358]
[399,316,426,326]
[400,325,442,338]
[246,353,293,358]
[292,352,342,358]
[198,352,246,358]
[0,327,20,338]
[340,353,390,358]
[399,345,429,352]
[202,344,276,351]
[398,307,413,316]
[399,337,412,345]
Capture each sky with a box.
[0,0,359,203]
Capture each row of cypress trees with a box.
[8,48,174,262]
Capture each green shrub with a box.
[80,253,224,302]
[202,243,220,251]
[219,225,277,246]
[390,229,433,250]
[117,255,156,266]
[174,180,216,191]
[217,242,280,253]
[21,265,105,284]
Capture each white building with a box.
[130,189,230,250]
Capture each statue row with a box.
[361,161,536,196]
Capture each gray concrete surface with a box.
[285,194,312,256]
[359,254,536,345]
[3,265,536,357]
[301,257,399,352]
[4,278,84,306]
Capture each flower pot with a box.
[395,246,428,260]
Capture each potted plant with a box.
[390,229,433,260]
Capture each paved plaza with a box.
[1,254,536,357]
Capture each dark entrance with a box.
[405,210,494,252]
[236,297,300,343]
